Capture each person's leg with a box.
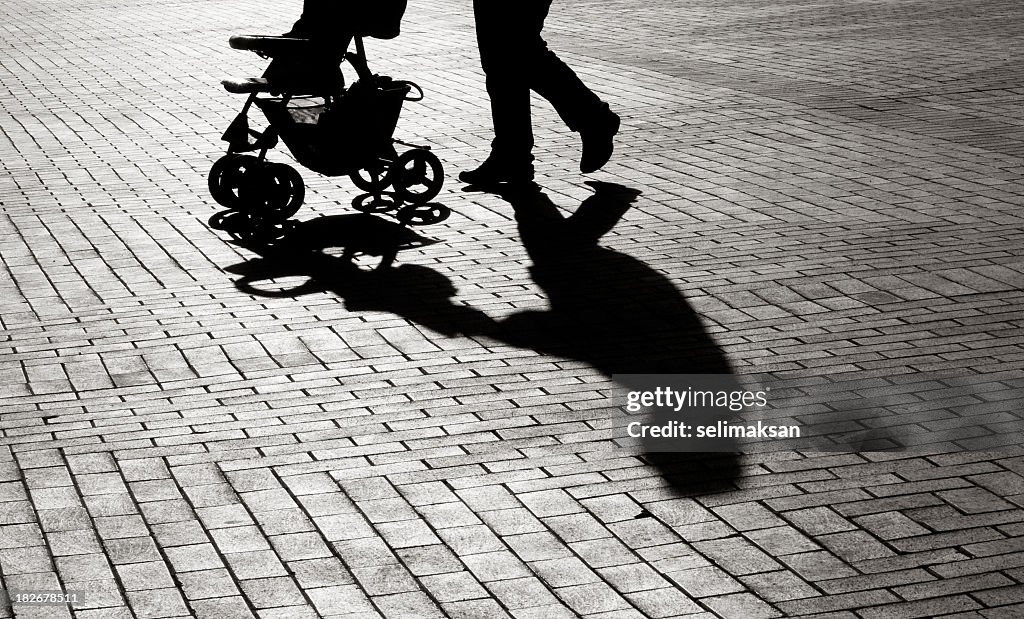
[518,0,600,132]
[525,0,620,173]
[461,0,539,184]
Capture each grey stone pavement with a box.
[2,0,1024,617]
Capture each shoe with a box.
[459,155,535,186]
[579,105,621,174]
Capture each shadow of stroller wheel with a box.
[395,202,451,226]
[226,216,293,246]
[209,209,254,233]
[208,210,234,230]
[352,192,401,213]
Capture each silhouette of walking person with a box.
[460,1,621,186]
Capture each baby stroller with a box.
[208,0,444,230]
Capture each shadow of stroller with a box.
[225,212,438,279]
[482,181,742,496]
[224,213,494,335]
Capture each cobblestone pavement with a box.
[2,0,1024,617]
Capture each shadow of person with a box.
[485,181,742,496]
[224,196,742,496]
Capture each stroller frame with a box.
[208,34,444,228]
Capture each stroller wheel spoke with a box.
[393,149,444,205]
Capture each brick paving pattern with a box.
[2,0,1024,617]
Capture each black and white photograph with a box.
[1,0,1023,617]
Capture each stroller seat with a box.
[225,34,351,97]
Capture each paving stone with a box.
[239,576,305,609]
[554,582,632,615]
[332,537,399,568]
[150,521,209,547]
[570,538,639,569]
[744,525,822,556]
[287,557,354,589]
[703,592,781,619]
[178,568,241,600]
[436,525,506,555]
[309,513,374,542]
[693,536,782,575]
[164,543,225,573]
[441,599,513,619]
[740,570,820,602]
[257,606,318,619]
[625,588,704,618]
[397,544,465,577]
[269,532,334,561]
[115,560,176,590]
[372,591,444,618]
[667,565,746,598]
[46,529,104,556]
[305,585,376,616]
[544,512,612,542]
[194,505,254,531]
[597,562,670,593]
[420,570,490,602]
[486,577,560,610]
[189,597,257,619]
[223,550,290,579]
[125,588,190,618]
[103,536,163,565]
[211,526,272,554]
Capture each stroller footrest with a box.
[229,35,317,57]
[223,77,272,94]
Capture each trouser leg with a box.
[527,34,606,132]
[473,0,540,160]
[474,0,609,157]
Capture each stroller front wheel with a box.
[209,154,261,210]
[392,149,444,205]
[239,162,305,222]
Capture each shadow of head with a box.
[489,181,742,495]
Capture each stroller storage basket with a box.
[255,79,410,176]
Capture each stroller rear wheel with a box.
[209,154,261,210]
[349,163,394,194]
[392,149,443,205]
[239,162,305,222]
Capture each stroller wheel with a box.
[392,150,444,205]
[349,164,394,194]
[209,154,260,209]
[240,162,305,222]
